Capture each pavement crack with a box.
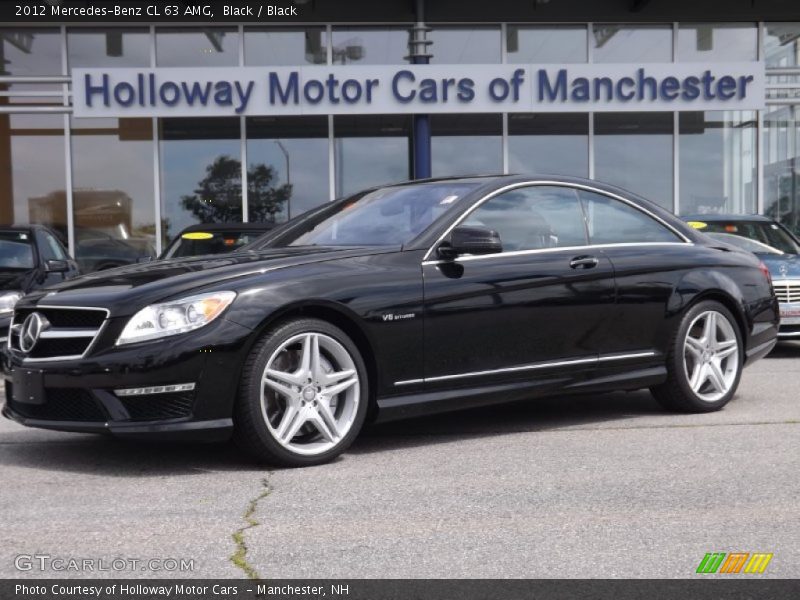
[229,475,271,580]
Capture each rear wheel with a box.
[233,318,368,467]
[650,300,743,412]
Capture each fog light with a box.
[115,383,196,397]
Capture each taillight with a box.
[758,261,772,284]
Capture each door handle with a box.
[569,255,599,269]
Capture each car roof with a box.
[680,214,774,223]
[0,224,47,233]
[177,222,275,234]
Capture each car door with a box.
[576,188,697,356]
[421,184,617,389]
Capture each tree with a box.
[180,155,292,225]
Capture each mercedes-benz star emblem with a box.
[779,263,789,277]
[18,312,50,354]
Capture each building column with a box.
[409,0,431,179]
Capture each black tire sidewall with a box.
[670,300,744,410]
[236,318,369,466]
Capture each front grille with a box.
[117,392,195,421]
[9,307,107,360]
[7,386,107,422]
[774,281,800,304]
[14,307,106,329]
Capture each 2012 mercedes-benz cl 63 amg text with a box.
[2,176,779,466]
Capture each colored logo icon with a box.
[696,552,773,574]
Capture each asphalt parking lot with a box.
[1,343,799,580]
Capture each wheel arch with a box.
[245,301,380,419]
[668,272,751,342]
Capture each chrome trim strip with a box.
[421,180,692,262]
[393,351,657,386]
[421,242,690,266]
[394,378,425,387]
[0,337,6,343]
[40,329,99,339]
[598,351,656,362]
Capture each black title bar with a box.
[2,0,798,25]
[4,579,800,600]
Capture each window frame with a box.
[462,185,591,253]
[422,181,692,263]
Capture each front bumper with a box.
[2,317,253,440]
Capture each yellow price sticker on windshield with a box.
[687,221,707,229]
[182,232,214,240]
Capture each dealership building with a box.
[1,0,798,267]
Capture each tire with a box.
[650,300,744,413]
[233,318,368,467]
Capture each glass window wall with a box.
[334,115,411,197]
[506,26,587,63]
[677,23,757,62]
[0,115,67,239]
[67,28,150,69]
[156,28,238,67]
[71,117,156,272]
[245,27,327,65]
[595,112,674,210]
[764,107,800,236]
[431,114,502,177]
[247,116,329,221]
[592,25,672,63]
[679,111,757,215]
[330,27,409,65]
[508,113,589,177]
[159,118,241,247]
[428,27,501,64]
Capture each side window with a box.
[37,231,68,261]
[578,190,681,244]
[464,186,588,252]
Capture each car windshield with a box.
[694,220,800,254]
[164,230,268,259]
[0,231,35,269]
[285,182,479,247]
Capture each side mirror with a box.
[438,226,502,260]
[44,259,69,273]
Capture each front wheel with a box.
[233,318,368,467]
[650,300,743,412]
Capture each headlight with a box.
[116,291,236,345]
[0,291,23,316]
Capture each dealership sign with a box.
[73,63,765,117]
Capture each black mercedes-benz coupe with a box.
[2,175,779,466]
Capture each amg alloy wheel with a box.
[651,300,743,413]
[234,318,368,466]
[682,310,740,403]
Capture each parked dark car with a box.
[3,176,778,467]
[0,225,80,345]
[683,214,800,339]
[161,223,274,260]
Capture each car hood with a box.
[17,246,394,315]
[760,253,800,280]
[0,269,38,293]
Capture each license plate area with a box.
[11,368,45,405]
